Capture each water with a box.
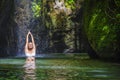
[0,58,120,80]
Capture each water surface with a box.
[0,58,120,80]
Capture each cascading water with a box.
[14,0,34,56]
[14,0,49,57]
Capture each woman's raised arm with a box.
[29,31,36,48]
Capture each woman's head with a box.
[28,42,33,49]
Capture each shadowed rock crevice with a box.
[0,0,17,57]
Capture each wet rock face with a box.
[0,0,17,57]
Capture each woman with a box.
[25,31,36,57]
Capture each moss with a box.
[84,0,120,59]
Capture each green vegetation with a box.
[84,0,120,59]
[65,0,75,10]
[32,0,41,18]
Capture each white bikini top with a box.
[26,52,35,57]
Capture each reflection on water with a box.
[0,58,120,80]
[23,57,36,80]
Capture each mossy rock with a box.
[84,0,120,59]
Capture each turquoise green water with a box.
[0,58,120,80]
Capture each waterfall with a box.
[14,0,35,56]
[14,0,49,57]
